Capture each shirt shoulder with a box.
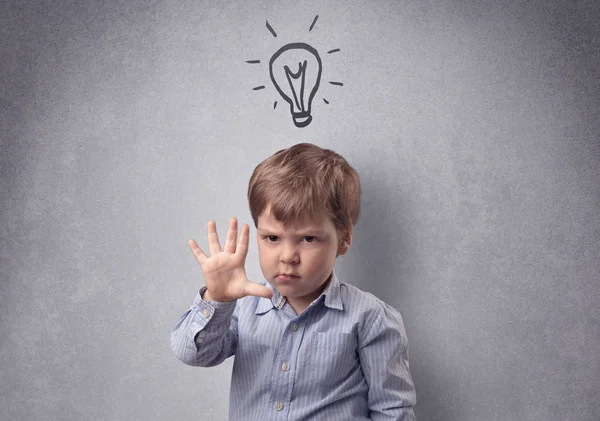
[335,280,407,345]
[337,280,402,316]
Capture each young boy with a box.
[171,143,417,420]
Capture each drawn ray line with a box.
[329,81,344,86]
[323,98,330,104]
[266,20,277,37]
[253,85,266,91]
[309,15,319,32]
[327,48,340,54]
[274,101,278,109]
[246,60,261,64]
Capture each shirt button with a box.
[290,323,298,331]
[275,402,284,411]
[281,362,290,372]
[201,309,210,318]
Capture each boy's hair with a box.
[248,143,360,236]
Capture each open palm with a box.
[189,218,272,302]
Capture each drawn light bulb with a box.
[269,43,322,128]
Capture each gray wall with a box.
[1,0,599,420]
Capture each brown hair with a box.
[248,143,360,236]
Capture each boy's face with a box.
[256,206,351,314]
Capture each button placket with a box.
[270,319,303,414]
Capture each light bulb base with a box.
[292,114,312,128]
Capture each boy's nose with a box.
[279,244,299,264]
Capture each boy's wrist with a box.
[201,288,235,303]
[202,289,214,302]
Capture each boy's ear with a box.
[337,228,353,256]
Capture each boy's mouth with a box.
[276,273,300,281]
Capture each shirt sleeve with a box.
[170,287,239,367]
[358,303,417,421]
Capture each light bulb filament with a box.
[284,60,308,112]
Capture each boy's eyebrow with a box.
[295,229,327,236]
[257,226,327,236]
[256,224,276,231]
[256,227,279,234]
[257,228,275,233]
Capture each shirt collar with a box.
[321,271,344,310]
[254,271,344,315]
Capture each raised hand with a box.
[188,217,273,302]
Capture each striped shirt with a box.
[171,272,417,420]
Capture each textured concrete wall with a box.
[1,0,599,420]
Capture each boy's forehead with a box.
[257,206,331,231]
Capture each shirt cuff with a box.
[192,287,237,325]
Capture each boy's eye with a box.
[266,236,279,242]
[303,236,316,243]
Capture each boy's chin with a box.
[268,281,305,296]
[269,280,297,293]
[271,280,328,299]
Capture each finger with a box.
[243,282,274,299]
[207,220,222,255]
[223,217,238,254]
[236,223,250,259]
[188,239,207,264]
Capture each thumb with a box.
[243,282,274,299]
